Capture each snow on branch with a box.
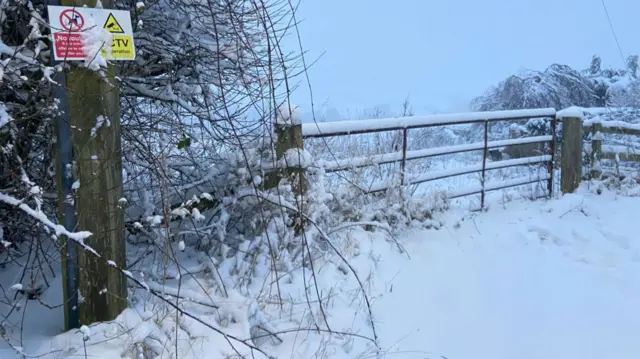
[583,119,640,132]
[0,192,96,254]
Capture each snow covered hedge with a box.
[1,1,448,357]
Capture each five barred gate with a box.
[269,107,640,208]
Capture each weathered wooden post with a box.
[558,108,583,193]
[589,122,603,178]
[49,0,129,327]
[264,120,306,195]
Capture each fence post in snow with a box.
[559,108,583,193]
[265,121,306,195]
[400,128,408,186]
[589,122,603,179]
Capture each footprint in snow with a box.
[526,226,565,246]
[598,228,631,250]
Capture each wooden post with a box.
[589,122,602,179]
[61,0,127,325]
[400,128,408,186]
[264,122,305,194]
[560,116,583,193]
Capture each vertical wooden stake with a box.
[265,122,305,195]
[60,0,127,326]
[590,122,603,179]
[560,116,583,193]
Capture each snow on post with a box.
[557,107,583,193]
[264,104,306,194]
[276,103,301,126]
[555,106,584,120]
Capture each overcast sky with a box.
[283,0,640,118]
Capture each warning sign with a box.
[100,12,134,60]
[103,13,124,33]
[102,34,134,60]
[53,32,84,59]
[59,9,84,31]
[47,6,136,61]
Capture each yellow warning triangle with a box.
[103,13,124,33]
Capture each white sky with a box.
[283,0,640,117]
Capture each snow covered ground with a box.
[2,181,640,359]
[373,185,640,359]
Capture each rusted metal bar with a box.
[547,117,556,197]
[400,128,408,186]
[480,120,489,209]
[319,135,552,173]
[365,156,551,194]
[449,176,551,199]
[302,112,556,139]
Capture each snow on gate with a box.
[299,108,558,208]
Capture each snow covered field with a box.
[2,181,640,359]
[373,185,640,359]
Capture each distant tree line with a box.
[473,55,640,111]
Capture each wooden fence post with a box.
[400,128,408,186]
[589,122,602,178]
[560,116,583,193]
[58,0,127,327]
[264,122,306,195]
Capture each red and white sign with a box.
[59,9,84,31]
[51,8,87,60]
[47,6,136,61]
[53,32,84,59]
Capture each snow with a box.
[278,148,313,168]
[373,188,640,359]
[0,103,12,129]
[602,144,639,156]
[79,325,91,341]
[0,192,93,244]
[302,108,556,138]
[584,119,640,132]
[3,184,640,358]
[275,103,301,125]
[90,115,109,137]
[556,106,585,119]
[81,14,112,71]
